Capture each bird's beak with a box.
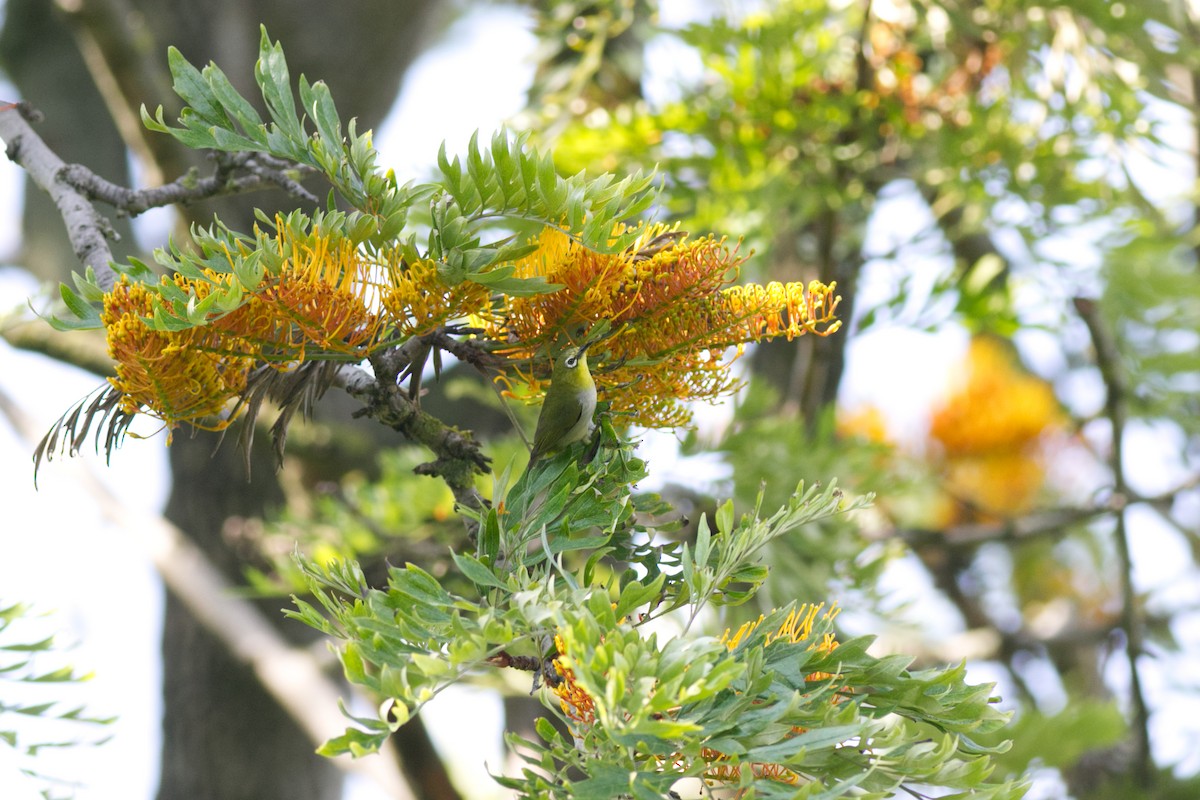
[579,320,615,354]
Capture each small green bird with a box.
[527,341,597,465]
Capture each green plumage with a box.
[528,345,597,464]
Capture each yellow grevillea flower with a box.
[102,275,259,430]
[836,404,892,444]
[485,225,842,427]
[551,633,597,729]
[101,217,840,432]
[101,222,391,429]
[719,602,840,663]
[248,228,386,359]
[930,336,1061,457]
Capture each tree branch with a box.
[0,102,119,291]
[337,361,491,529]
[898,474,1200,550]
[60,152,320,215]
[4,98,497,537]
[0,317,112,377]
[1074,295,1153,789]
[899,506,1098,550]
[1,101,321,299]
[2,310,498,540]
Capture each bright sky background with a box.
[1,2,1198,799]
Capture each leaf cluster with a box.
[287,428,1022,797]
[54,25,659,334]
[542,0,1175,332]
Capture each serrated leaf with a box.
[316,726,388,758]
[27,666,83,683]
[140,104,170,133]
[233,252,265,290]
[534,716,562,744]
[614,574,667,619]
[149,304,194,332]
[466,269,563,297]
[2,635,54,653]
[694,514,712,568]
[480,509,501,562]
[459,247,497,273]
[72,267,111,303]
[210,127,266,153]
[301,78,342,151]
[715,499,734,534]
[158,123,219,150]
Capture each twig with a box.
[5,99,493,534]
[900,502,1111,549]
[1,315,497,537]
[0,317,112,377]
[60,152,320,215]
[1074,296,1153,789]
[899,472,1200,550]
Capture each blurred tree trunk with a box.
[0,0,138,278]
[2,1,445,797]
[158,437,346,800]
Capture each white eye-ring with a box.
[565,355,578,369]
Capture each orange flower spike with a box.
[487,224,841,428]
[720,603,840,652]
[550,634,597,729]
[719,614,767,651]
[256,229,389,358]
[383,254,489,337]
[101,277,253,429]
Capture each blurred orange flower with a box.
[929,335,1064,517]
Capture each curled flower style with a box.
[720,602,841,676]
[485,225,842,427]
[381,252,492,337]
[702,755,802,787]
[248,227,387,360]
[719,279,844,342]
[98,213,505,430]
[99,220,393,430]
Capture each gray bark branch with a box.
[1,102,119,291]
